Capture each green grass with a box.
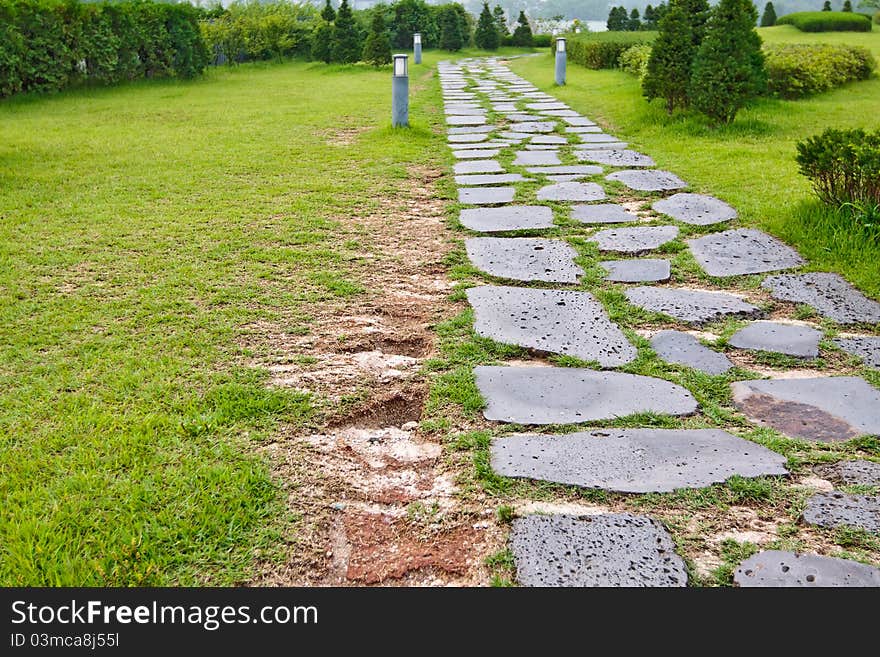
[508,25,880,298]
[0,55,455,585]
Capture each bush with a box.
[532,33,551,47]
[796,128,880,207]
[765,43,876,98]
[619,43,652,79]
[776,11,872,31]
[565,31,656,69]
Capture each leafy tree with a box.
[628,8,642,30]
[321,0,336,23]
[690,0,766,125]
[760,2,777,25]
[437,4,464,51]
[607,6,628,31]
[843,0,853,10]
[391,0,436,48]
[475,2,499,50]
[331,0,361,63]
[493,5,509,36]
[511,10,533,46]
[450,3,472,47]
[643,4,694,112]
[822,0,832,9]
[362,8,391,66]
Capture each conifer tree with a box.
[362,9,391,66]
[312,23,335,63]
[512,10,533,46]
[321,0,336,23]
[475,2,500,50]
[644,5,657,29]
[642,4,694,112]
[843,0,853,11]
[438,4,465,51]
[760,2,777,26]
[493,5,509,37]
[607,6,628,31]
[331,0,362,64]
[822,1,832,10]
[628,8,642,30]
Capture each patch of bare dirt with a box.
[323,126,371,146]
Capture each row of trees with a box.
[643,0,765,124]
[607,4,669,30]
[475,3,535,48]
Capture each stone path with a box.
[438,57,879,587]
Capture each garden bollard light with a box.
[414,33,422,65]
[555,37,566,86]
[392,54,409,128]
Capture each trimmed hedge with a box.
[563,31,656,70]
[1,0,207,98]
[776,11,872,32]
[765,43,876,98]
[532,33,552,47]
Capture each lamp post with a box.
[392,54,409,128]
[555,37,566,86]
[413,32,422,65]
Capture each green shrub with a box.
[532,33,551,47]
[796,128,880,207]
[765,43,876,98]
[565,31,656,69]
[619,43,652,79]
[776,11,872,31]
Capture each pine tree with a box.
[331,0,362,63]
[843,0,853,11]
[690,0,766,125]
[493,5,509,37]
[312,22,335,63]
[512,10,533,46]
[644,5,657,29]
[822,1,832,9]
[321,0,336,23]
[607,6,627,31]
[362,9,391,66]
[475,2,500,50]
[438,4,464,51]
[679,0,711,45]
[628,8,642,30]
[643,4,694,113]
[760,2,777,25]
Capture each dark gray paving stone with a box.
[731,377,880,442]
[458,140,513,149]
[590,225,678,253]
[448,133,489,144]
[606,169,687,192]
[446,115,486,126]
[498,131,532,141]
[506,113,544,122]
[803,492,880,533]
[511,514,687,587]
[576,141,629,151]
[625,287,762,324]
[576,133,622,143]
[466,286,637,365]
[513,151,561,166]
[530,134,568,145]
[512,121,557,133]
[536,182,606,202]
[453,160,503,175]
[575,149,655,167]
[816,460,880,486]
[653,193,737,226]
[651,330,733,375]
[526,165,602,176]
[493,428,787,494]
[729,321,821,358]
[455,173,528,186]
[453,149,502,159]
[474,366,698,424]
[688,229,805,277]
[458,186,515,205]
[465,238,584,283]
[734,551,880,587]
[571,204,638,225]
[526,101,569,111]
[565,116,597,126]
[834,337,880,368]
[448,125,495,135]
[601,259,671,282]
[762,273,880,325]
[458,205,554,232]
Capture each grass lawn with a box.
[508,25,880,298]
[0,55,457,585]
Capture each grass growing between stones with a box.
[0,56,453,585]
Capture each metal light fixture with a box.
[392,54,409,127]
[413,32,422,65]
[555,37,567,86]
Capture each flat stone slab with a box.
[653,193,737,226]
[526,101,568,111]
[566,126,601,133]
[458,187,515,205]
[731,377,880,442]
[448,133,489,144]
[455,173,527,186]
[576,133,622,143]
[458,205,554,232]
[513,151,561,166]
[525,166,602,176]
[474,366,698,424]
[466,286,637,365]
[590,225,679,253]
[606,169,687,192]
[728,321,821,358]
[511,514,687,587]
[834,337,880,368]
[545,175,588,182]
[465,238,584,283]
[536,182,606,202]
[530,134,568,144]
[565,116,596,126]
[803,492,880,532]
[539,109,580,117]
[453,160,503,175]
[510,121,557,133]
[492,429,787,494]
[571,204,638,225]
[625,287,761,324]
[601,259,671,282]
[446,115,486,125]
[816,460,880,486]
[651,330,733,375]
[762,273,880,325]
[575,149,655,167]
[497,131,531,141]
[688,229,804,277]
[448,125,495,134]
[524,145,561,151]
[577,141,629,151]
[734,551,880,587]
[454,149,501,159]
